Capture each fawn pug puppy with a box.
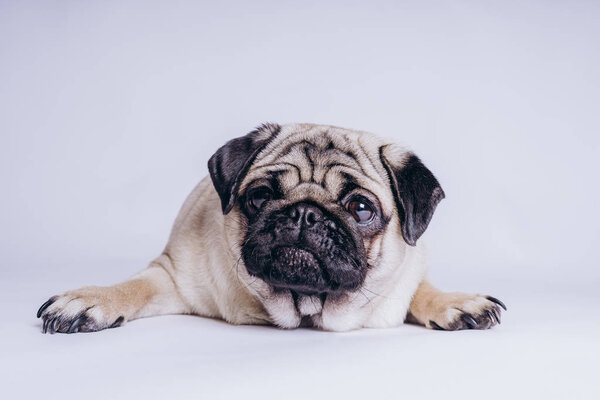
[37,123,505,333]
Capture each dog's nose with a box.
[287,202,323,228]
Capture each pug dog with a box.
[37,123,505,334]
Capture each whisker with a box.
[357,288,372,304]
[361,287,403,301]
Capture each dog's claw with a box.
[109,316,124,329]
[486,296,507,311]
[48,317,59,334]
[429,320,445,330]
[492,308,502,324]
[461,314,478,329]
[67,315,87,334]
[37,297,56,318]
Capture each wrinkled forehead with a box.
[240,124,396,209]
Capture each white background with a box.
[1,1,599,399]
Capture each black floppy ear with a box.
[380,145,445,246]
[208,123,280,214]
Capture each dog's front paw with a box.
[36,287,126,334]
[426,294,506,331]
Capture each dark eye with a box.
[346,198,374,224]
[248,187,272,209]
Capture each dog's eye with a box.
[346,198,374,224]
[248,187,272,209]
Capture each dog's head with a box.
[208,123,444,327]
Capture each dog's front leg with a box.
[406,280,506,330]
[36,254,188,334]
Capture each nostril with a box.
[305,209,317,226]
[287,203,324,227]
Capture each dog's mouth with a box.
[244,241,365,295]
[267,246,330,295]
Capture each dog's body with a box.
[37,123,505,334]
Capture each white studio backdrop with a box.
[2,2,600,400]
[1,0,599,299]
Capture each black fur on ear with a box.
[379,145,445,246]
[208,123,281,214]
